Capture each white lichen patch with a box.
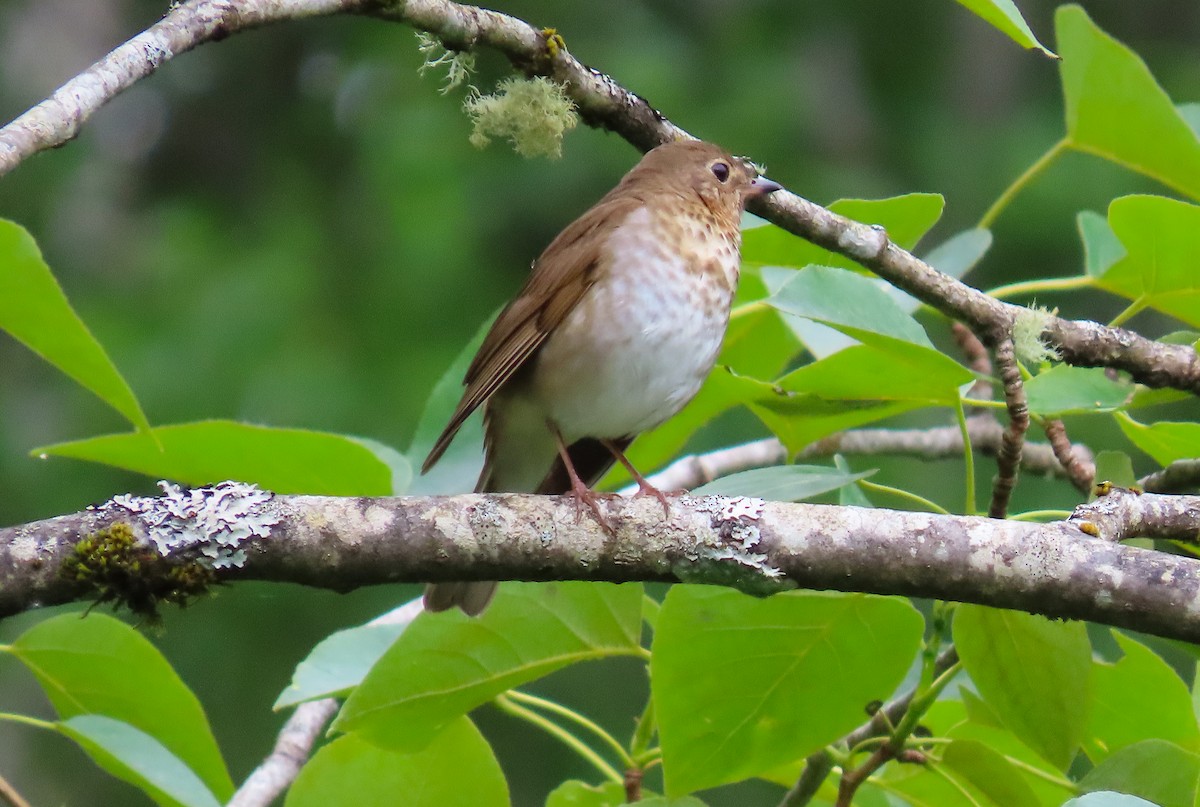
[99,481,277,568]
[837,224,887,261]
[692,495,782,578]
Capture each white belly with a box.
[529,205,739,442]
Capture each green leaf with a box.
[11,614,233,800]
[286,718,508,807]
[334,583,643,749]
[350,436,413,495]
[1058,6,1200,201]
[770,265,935,347]
[36,420,392,495]
[1086,633,1200,760]
[1024,365,1132,417]
[1078,211,1126,278]
[1064,794,1159,807]
[955,0,1055,56]
[741,194,944,271]
[691,464,873,501]
[1080,739,1200,807]
[940,739,1043,807]
[58,715,220,807]
[835,456,874,508]
[922,228,993,279]
[953,605,1092,770]
[546,780,628,807]
[651,587,923,795]
[0,219,151,433]
[1117,414,1200,466]
[274,621,411,709]
[1096,196,1200,327]
[406,313,492,495]
[926,699,1075,805]
[777,340,974,404]
[632,798,708,807]
[1092,451,1137,490]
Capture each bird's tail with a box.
[422,436,632,616]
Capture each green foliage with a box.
[3,2,1200,807]
[333,583,644,749]
[5,614,233,800]
[0,219,150,434]
[286,719,508,806]
[651,588,922,794]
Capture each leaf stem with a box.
[978,138,1068,229]
[985,275,1093,300]
[493,693,623,784]
[506,690,635,767]
[1009,509,1074,522]
[954,398,977,516]
[0,712,56,732]
[856,481,949,515]
[1108,297,1148,328]
[630,694,656,758]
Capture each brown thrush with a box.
[422,139,781,615]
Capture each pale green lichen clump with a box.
[415,32,475,94]
[464,76,579,159]
[1013,305,1062,365]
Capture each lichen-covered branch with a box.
[1069,486,1200,544]
[5,485,1200,643]
[2,0,1200,395]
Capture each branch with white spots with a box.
[4,483,1200,643]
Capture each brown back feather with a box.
[422,192,641,473]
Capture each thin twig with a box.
[1043,419,1096,494]
[989,339,1029,519]
[0,773,33,807]
[1140,459,1200,494]
[779,647,959,807]
[227,597,425,807]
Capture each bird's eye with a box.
[710,162,730,182]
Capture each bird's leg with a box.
[600,439,673,518]
[549,423,618,533]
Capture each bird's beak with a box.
[747,176,783,197]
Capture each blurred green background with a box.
[0,1,1197,804]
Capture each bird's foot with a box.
[566,484,620,536]
[630,480,678,518]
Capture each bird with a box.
[421,139,782,616]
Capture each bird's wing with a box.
[422,193,642,473]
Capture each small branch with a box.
[642,422,1090,497]
[0,772,33,807]
[951,322,993,400]
[1069,486,1200,544]
[780,647,959,807]
[1140,459,1200,494]
[989,340,1030,519]
[1042,419,1096,494]
[227,698,339,807]
[227,597,425,807]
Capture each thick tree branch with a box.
[5,485,1200,643]
[2,0,1199,396]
